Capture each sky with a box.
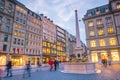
[18,0,109,44]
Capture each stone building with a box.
[0,0,15,65]
[83,0,120,63]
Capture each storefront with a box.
[111,50,119,62]
[10,55,25,66]
[0,54,6,66]
[25,56,40,66]
[91,52,98,62]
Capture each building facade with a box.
[26,10,42,66]
[56,26,66,62]
[10,1,27,66]
[41,15,57,63]
[0,0,15,66]
[83,0,120,63]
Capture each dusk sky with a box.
[18,0,108,44]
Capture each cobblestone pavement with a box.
[1,64,120,80]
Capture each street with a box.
[1,64,120,80]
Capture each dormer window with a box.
[105,7,109,12]
[96,8,100,14]
[116,3,120,9]
[88,11,92,17]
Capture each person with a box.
[6,60,12,77]
[37,61,41,71]
[54,59,58,71]
[108,59,111,66]
[48,59,53,71]
[23,61,31,78]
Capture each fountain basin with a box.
[62,62,99,74]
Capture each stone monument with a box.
[75,10,84,59]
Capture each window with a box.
[8,4,12,9]
[0,7,4,12]
[107,27,114,34]
[0,16,2,21]
[17,11,19,15]
[90,40,96,47]
[16,17,19,21]
[106,17,112,23]
[91,53,98,62]
[6,19,10,24]
[116,3,120,9]
[109,38,116,45]
[3,44,7,51]
[4,35,8,42]
[14,30,17,36]
[111,50,119,61]
[21,40,24,45]
[96,19,102,25]
[90,30,95,36]
[13,38,17,44]
[5,26,9,32]
[0,0,5,5]
[98,28,104,36]
[18,39,20,45]
[88,21,94,27]
[18,31,21,37]
[99,39,106,46]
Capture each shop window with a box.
[99,39,106,46]
[0,55,6,65]
[4,35,8,42]
[98,28,104,36]
[116,3,120,9]
[88,21,94,27]
[111,50,119,61]
[96,19,102,25]
[109,38,116,45]
[90,30,95,36]
[90,40,96,47]
[107,27,114,34]
[101,52,108,60]
[3,44,7,51]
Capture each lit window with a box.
[91,53,98,62]
[116,3,120,9]
[90,30,95,36]
[88,21,94,27]
[15,24,19,28]
[43,42,46,46]
[14,30,17,36]
[99,39,106,46]
[90,40,96,47]
[96,19,102,25]
[17,31,21,37]
[98,28,104,36]
[111,50,119,61]
[107,27,114,34]
[109,38,116,45]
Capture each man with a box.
[6,60,12,77]
[54,59,58,71]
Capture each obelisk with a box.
[75,10,83,58]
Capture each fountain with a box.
[62,10,100,74]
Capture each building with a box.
[56,26,66,62]
[26,9,42,66]
[66,32,76,60]
[83,0,120,63]
[41,15,57,63]
[10,0,28,66]
[0,0,15,66]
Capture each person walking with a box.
[6,60,12,77]
[49,59,53,71]
[23,61,31,78]
[54,59,58,71]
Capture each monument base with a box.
[62,62,101,74]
